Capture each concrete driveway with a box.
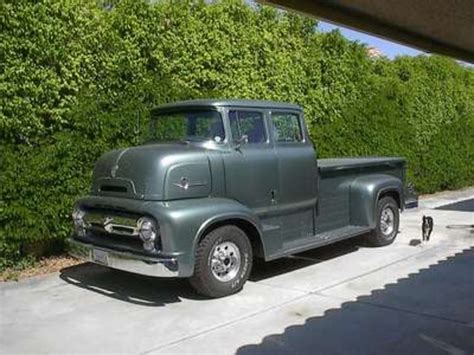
[1,189,473,354]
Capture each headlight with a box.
[72,207,86,237]
[137,217,159,252]
[137,217,157,242]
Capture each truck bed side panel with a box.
[316,157,405,233]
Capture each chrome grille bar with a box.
[84,211,140,236]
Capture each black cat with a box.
[422,216,434,241]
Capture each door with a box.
[270,111,318,248]
[224,109,279,214]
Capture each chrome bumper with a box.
[67,238,179,277]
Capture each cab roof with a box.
[154,99,302,112]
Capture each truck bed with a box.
[313,157,405,236]
[318,157,405,173]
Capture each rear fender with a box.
[350,174,403,228]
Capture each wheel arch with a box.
[377,189,402,209]
[195,214,265,259]
[350,174,403,228]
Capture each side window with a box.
[229,110,267,144]
[271,112,303,142]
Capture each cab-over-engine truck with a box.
[68,100,416,297]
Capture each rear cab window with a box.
[271,112,304,143]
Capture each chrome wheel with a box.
[380,206,395,236]
[210,241,241,282]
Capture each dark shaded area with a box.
[435,198,474,212]
[59,263,204,307]
[238,247,474,355]
[250,237,362,281]
[409,239,422,246]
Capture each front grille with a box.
[78,208,161,254]
[109,225,135,234]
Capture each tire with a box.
[189,225,253,298]
[365,196,400,247]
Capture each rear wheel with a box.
[189,225,253,298]
[366,196,400,246]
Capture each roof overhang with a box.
[260,0,474,63]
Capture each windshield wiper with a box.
[183,136,208,142]
[142,137,208,145]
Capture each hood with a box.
[91,143,212,201]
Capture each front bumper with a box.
[67,238,179,277]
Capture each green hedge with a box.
[1,0,473,267]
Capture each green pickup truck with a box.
[69,99,416,297]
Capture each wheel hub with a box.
[380,206,395,236]
[210,241,241,282]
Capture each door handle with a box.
[270,189,277,204]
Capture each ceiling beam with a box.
[260,0,474,63]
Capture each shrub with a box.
[1,0,473,266]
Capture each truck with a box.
[68,99,416,298]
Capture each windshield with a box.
[148,109,225,143]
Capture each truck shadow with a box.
[59,263,202,306]
[250,237,363,282]
[59,237,363,307]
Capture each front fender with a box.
[152,198,262,276]
[350,174,403,228]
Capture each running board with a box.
[267,225,371,261]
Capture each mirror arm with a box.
[233,134,248,151]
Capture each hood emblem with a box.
[173,176,207,190]
[110,165,119,178]
[175,177,189,190]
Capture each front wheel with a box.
[365,196,400,247]
[189,225,253,298]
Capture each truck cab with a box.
[69,100,414,297]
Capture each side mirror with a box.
[234,134,248,150]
